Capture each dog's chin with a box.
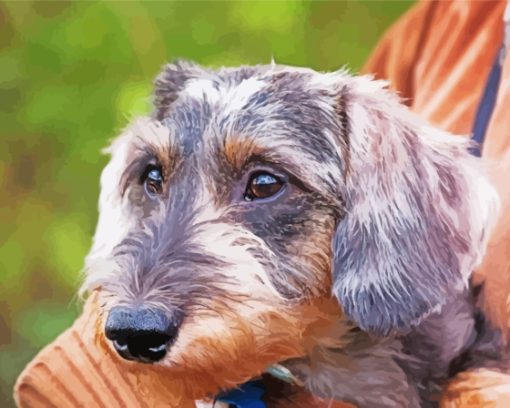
[160,319,306,399]
[162,352,309,403]
[159,298,346,399]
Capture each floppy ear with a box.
[331,75,499,335]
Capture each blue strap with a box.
[216,380,267,408]
[469,45,505,157]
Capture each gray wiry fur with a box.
[83,61,500,407]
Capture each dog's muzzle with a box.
[105,307,181,363]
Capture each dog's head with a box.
[82,61,498,396]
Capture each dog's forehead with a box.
[179,64,317,105]
[182,75,266,109]
[160,66,338,156]
[168,71,269,157]
[141,65,346,193]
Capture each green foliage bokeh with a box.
[0,1,412,406]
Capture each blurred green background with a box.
[0,1,412,406]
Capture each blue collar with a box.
[216,380,267,408]
[215,365,303,407]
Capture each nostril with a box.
[105,307,180,363]
[112,338,133,361]
[128,332,171,362]
[113,338,129,353]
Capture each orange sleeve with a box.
[361,1,438,106]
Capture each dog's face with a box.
[83,61,497,396]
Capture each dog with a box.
[81,61,503,407]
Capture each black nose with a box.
[105,307,180,363]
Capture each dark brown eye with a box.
[245,172,284,201]
[143,166,163,195]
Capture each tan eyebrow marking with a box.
[223,137,264,169]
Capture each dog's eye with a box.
[143,166,163,195]
[245,172,284,201]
